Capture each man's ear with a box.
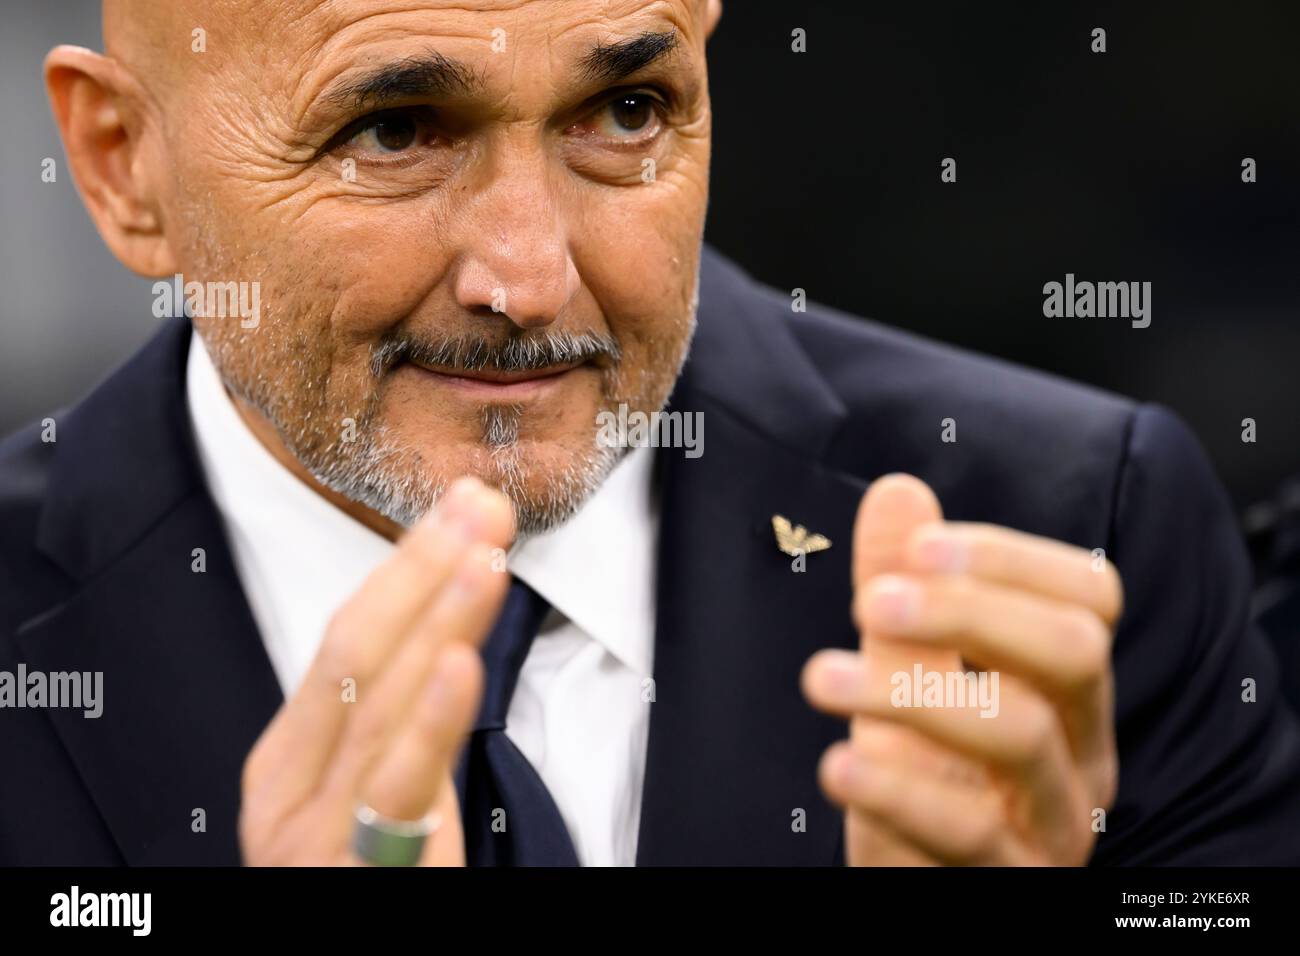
[44,45,176,278]
[705,0,723,39]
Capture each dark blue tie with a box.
[455,578,580,865]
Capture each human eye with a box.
[330,107,443,165]
[569,89,667,146]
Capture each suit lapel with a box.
[636,249,868,865]
[16,320,282,864]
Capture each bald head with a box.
[102,0,722,98]
[102,0,210,87]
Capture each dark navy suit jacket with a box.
[2,245,1299,865]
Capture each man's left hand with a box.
[802,473,1122,865]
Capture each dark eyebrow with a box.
[320,31,679,116]
[324,50,480,111]
[579,30,679,84]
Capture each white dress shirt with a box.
[185,331,656,866]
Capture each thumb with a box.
[851,472,961,676]
[852,473,943,590]
[844,474,961,867]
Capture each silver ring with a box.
[352,804,442,867]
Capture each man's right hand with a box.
[239,476,514,865]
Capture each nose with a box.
[451,147,581,331]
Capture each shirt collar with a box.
[508,445,658,677]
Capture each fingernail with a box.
[829,747,866,789]
[866,575,921,630]
[441,477,482,515]
[912,527,966,573]
[450,553,488,599]
[818,651,866,698]
[439,481,485,540]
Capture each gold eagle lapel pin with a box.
[771,514,832,557]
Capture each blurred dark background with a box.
[2,0,1297,513]
[703,0,1300,513]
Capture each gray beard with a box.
[203,268,700,539]
[303,404,627,538]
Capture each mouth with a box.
[404,358,589,398]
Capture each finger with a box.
[358,642,483,827]
[844,811,938,866]
[833,721,949,866]
[821,741,1027,865]
[854,571,1115,764]
[245,479,510,810]
[325,541,510,799]
[855,573,1113,699]
[418,777,469,867]
[849,716,991,790]
[905,522,1124,626]
[805,648,1061,766]
[805,650,1084,834]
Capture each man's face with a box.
[145,0,713,534]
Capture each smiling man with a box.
[98,1,710,542]
[1,0,1299,868]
